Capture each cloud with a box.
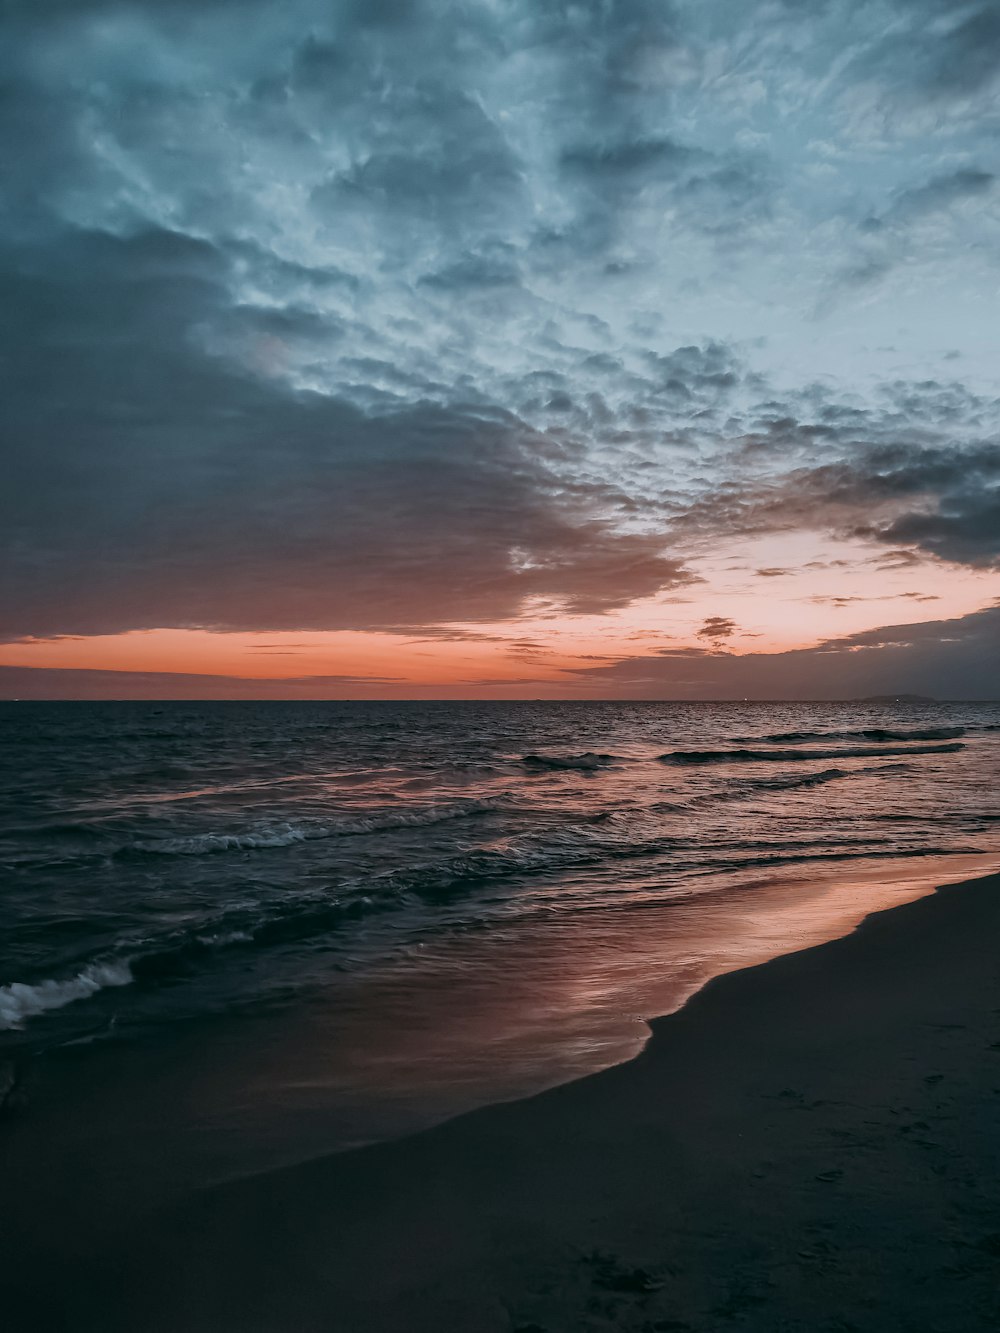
[697,616,737,639]
[0,214,714,642]
[0,666,410,700]
[673,420,1000,571]
[855,2,1000,107]
[568,604,1000,699]
[865,491,1000,568]
[829,167,997,300]
[1,0,999,655]
[7,601,996,699]
[0,225,694,638]
[869,169,996,231]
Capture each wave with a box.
[740,766,852,792]
[56,834,610,984]
[121,798,500,857]
[385,824,978,903]
[706,843,975,875]
[0,831,765,1029]
[737,726,966,745]
[2,795,981,1032]
[658,761,913,812]
[521,752,618,771]
[0,961,133,1031]
[659,742,964,765]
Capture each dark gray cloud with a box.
[867,491,1000,567]
[673,427,1000,570]
[0,224,698,640]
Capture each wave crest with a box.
[0,961,133,1031]
[123,798,499,857]
[660,742,964,765]
[737,726,965,745]
[521,752,617,771]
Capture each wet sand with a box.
[6,867,1000,1331]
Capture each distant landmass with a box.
[856,694,936,704]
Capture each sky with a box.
[1,0,999,699]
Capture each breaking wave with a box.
[0,961,133,1031]
[5,699,999,1044]
[660,742,964,765]
[123,798,500,857]
[521,753,618,771]
[746,761,918,793]
[735,766,852,792]
[657,761,911,810]
[737,726,966,745]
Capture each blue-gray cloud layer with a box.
[1,0,998,657]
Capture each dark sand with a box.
[7,870,1000,1332]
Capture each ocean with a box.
[2,699,1000,1194]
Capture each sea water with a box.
[2,699,999,1201]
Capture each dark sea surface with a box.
[2,700,1000,1184]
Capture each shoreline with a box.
[7,864,1000,1330]
[0,852,994,1253]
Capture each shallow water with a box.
[1,699,999,1202]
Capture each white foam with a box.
[194,929,252,946]
[0,961,133,1031]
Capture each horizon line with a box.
[4,696,999,705]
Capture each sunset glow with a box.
[4,530,998,696]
